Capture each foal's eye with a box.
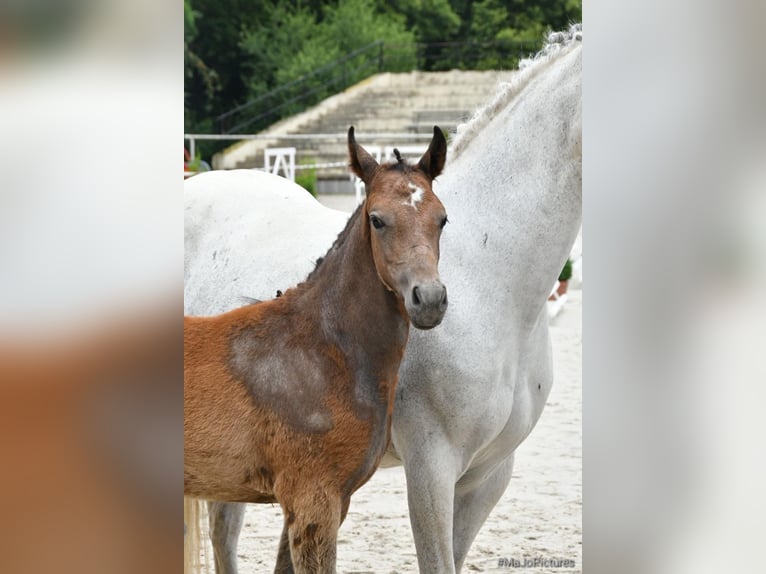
[440,216,449,229]
[370,215,385,229]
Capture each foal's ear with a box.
[418,126,447,180]
[348,126,379,184]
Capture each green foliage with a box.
[469,0,580,69]
[227,0,417,132]
[184,0,220,102]
[184,0,197,39]
[558,259,573,282]
[184,0,582,162]
[295,159,318,197]
[387,0,461,43]
[239,5,321,95]
[479,0,577,68]
[240,0,416,87]
[326,0,415,54]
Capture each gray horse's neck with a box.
[438,45,582,332]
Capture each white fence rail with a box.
[183,133,435,187]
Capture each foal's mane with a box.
[238,204,365,307]
[450,23,582,159]
[305,201,365,282]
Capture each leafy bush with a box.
[295,159,317,197]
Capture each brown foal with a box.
[184,127,448,573]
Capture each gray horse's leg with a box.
[452,454,515,572]
[207,501,246,574]
[400,439,461,573]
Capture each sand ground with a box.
[200,289,582,574]
[199,195,582,573]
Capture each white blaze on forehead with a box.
[405,182,425,209]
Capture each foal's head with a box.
[348,126,448,330]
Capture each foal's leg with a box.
[279,487,342,574]
[452,454,515,573]
[274,492,350,574]
[207,501,246,574]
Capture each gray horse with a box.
[184,25,581,573]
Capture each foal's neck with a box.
[303,205,409,367]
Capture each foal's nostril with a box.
[412,286,421,306]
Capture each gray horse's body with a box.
[185,26,581,573]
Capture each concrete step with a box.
[214,70,516,171]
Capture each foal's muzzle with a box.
[406,281,448,330]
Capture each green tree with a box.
[240,5,325,96]
[468,0,580,69]
[241,0,416,84]
[235,0,416,128]
[184,0,219,106]
[380,0,461,69]
[317,0,416,73]
[184,0,581,160]
[385,0,461,43]
[185,0,269,131]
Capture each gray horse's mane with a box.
[450,23,582,159]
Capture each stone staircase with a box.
[213,70,515,183]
